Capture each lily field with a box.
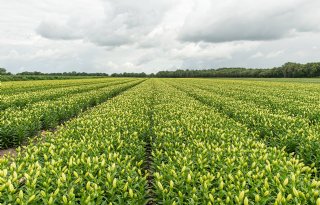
[0,78,320,204]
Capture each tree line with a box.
[155,62,320,78]
[110,72,148,77]
[0,69,109,81]
[112,62,320,78]
[1,62,320,80]
[17,71,109,76]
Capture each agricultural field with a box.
[0,78,320,204]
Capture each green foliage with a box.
[150,80,320,204]
[17,71,109,76]
[0,81,152,204]
[0,79,133,110]
[0,68,6,74]
[155,62,320,78]
[0,79,143,148]
[0,75,107,82]
[167,78,320,170]
[1,79,320,204]
[111,72,148,78]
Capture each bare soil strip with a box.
[0,147,16,158]
[145,88,156,205]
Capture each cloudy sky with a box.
[1,0,320,74]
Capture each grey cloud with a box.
[36,0,173,47]
[36,21,82,40]
[36,20,134,47]
[179,0,320,43]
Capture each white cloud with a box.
[251,52,264,58]
[171,41,259,60]
[266,50,285,58]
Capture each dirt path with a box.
[145,85,156,205]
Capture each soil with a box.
[0,130,47,159]
[0,147,17,158]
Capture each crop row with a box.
[0,80,154,204]
[0,80,143,148]
[151,80,320,204]
[179,79,320,123]
[0,79,134,110]
[0,78,115,95]
[0,79,319,204]
[166,79,320,171]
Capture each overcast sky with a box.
[1,0,320,74]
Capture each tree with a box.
[0,68,7,74]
